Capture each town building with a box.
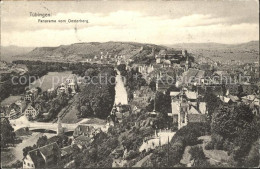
[73,125,97,138]
[23,104,39,119]
[23,142,60,168]
[156,71,177,93]
[181,68,205,86]
[132,86,154,108]
[57,74,78,95]
[6,100,26,120]
[24,88,39,102]
[169,89,207,129]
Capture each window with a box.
[32,164,34,167]
[24,161,26,164]
[27,163,30,166]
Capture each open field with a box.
[1,95,21,106]
[29,71,72,91]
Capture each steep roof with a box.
[188,106,199,114]
[188,114,207,123]
[27,149,45,168]
[185,91,197,100]
[228,95,240,102]
[61,146,73,157]
[38,142,59,159]
[170,92,180,97]
[199,102,207,114]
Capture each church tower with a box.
[57,116,63,135]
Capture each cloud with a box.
[1,8,259,46]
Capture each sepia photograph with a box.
[0,0,259,168]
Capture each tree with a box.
[0,118,15,148]
[149,80,156,92]
[23,145,35,157]
[211,104,254,140]
[211,104,259,165]
[244,141,260,167]
[204,92,221,121]
[189,145,210,167]
[68,87,72,95]
[189,145,206,161]
[37,135,48,147]
[36,87,42,93]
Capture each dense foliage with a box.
[189,145,211,167]
[73,110,155,168]
[0,60,114,102]
[147,122,210,167]
[0,118,16,148]
[36,92,69,122]
[208,103,259,167]
[76,67,116,119]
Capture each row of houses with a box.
[23,122,106,168]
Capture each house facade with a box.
[23,104,39,119]
[170,90,207,129]
[24,88,38,102]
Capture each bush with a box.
[189,145,206,160]
[205,141,214,150]
[212,134,224,150]
[244,141,259,167]
[223,139,231,151]
[125,150,140,160]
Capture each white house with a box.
[24,104,39,119]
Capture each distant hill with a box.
[17,42,166,63]
[165,41,259,64]
[166,41,259,51]
[2,41,258,64]
[1,46,34,62]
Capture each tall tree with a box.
[0,118,15,148]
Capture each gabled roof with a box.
[170,92,180,97]
[199,102,207,114]
[74,135,92,142]
[185,91,197,100]
[219,96,231,103]
[61,146,73,157]
[27,149,45,167]
[188,114,207,123]
[38,142,59,159]
[228,95,240,102]
[241,95,256,101]
[189,106,199,114]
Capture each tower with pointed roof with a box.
[57,116,63,135]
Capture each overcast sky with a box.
[1,0,259,47]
